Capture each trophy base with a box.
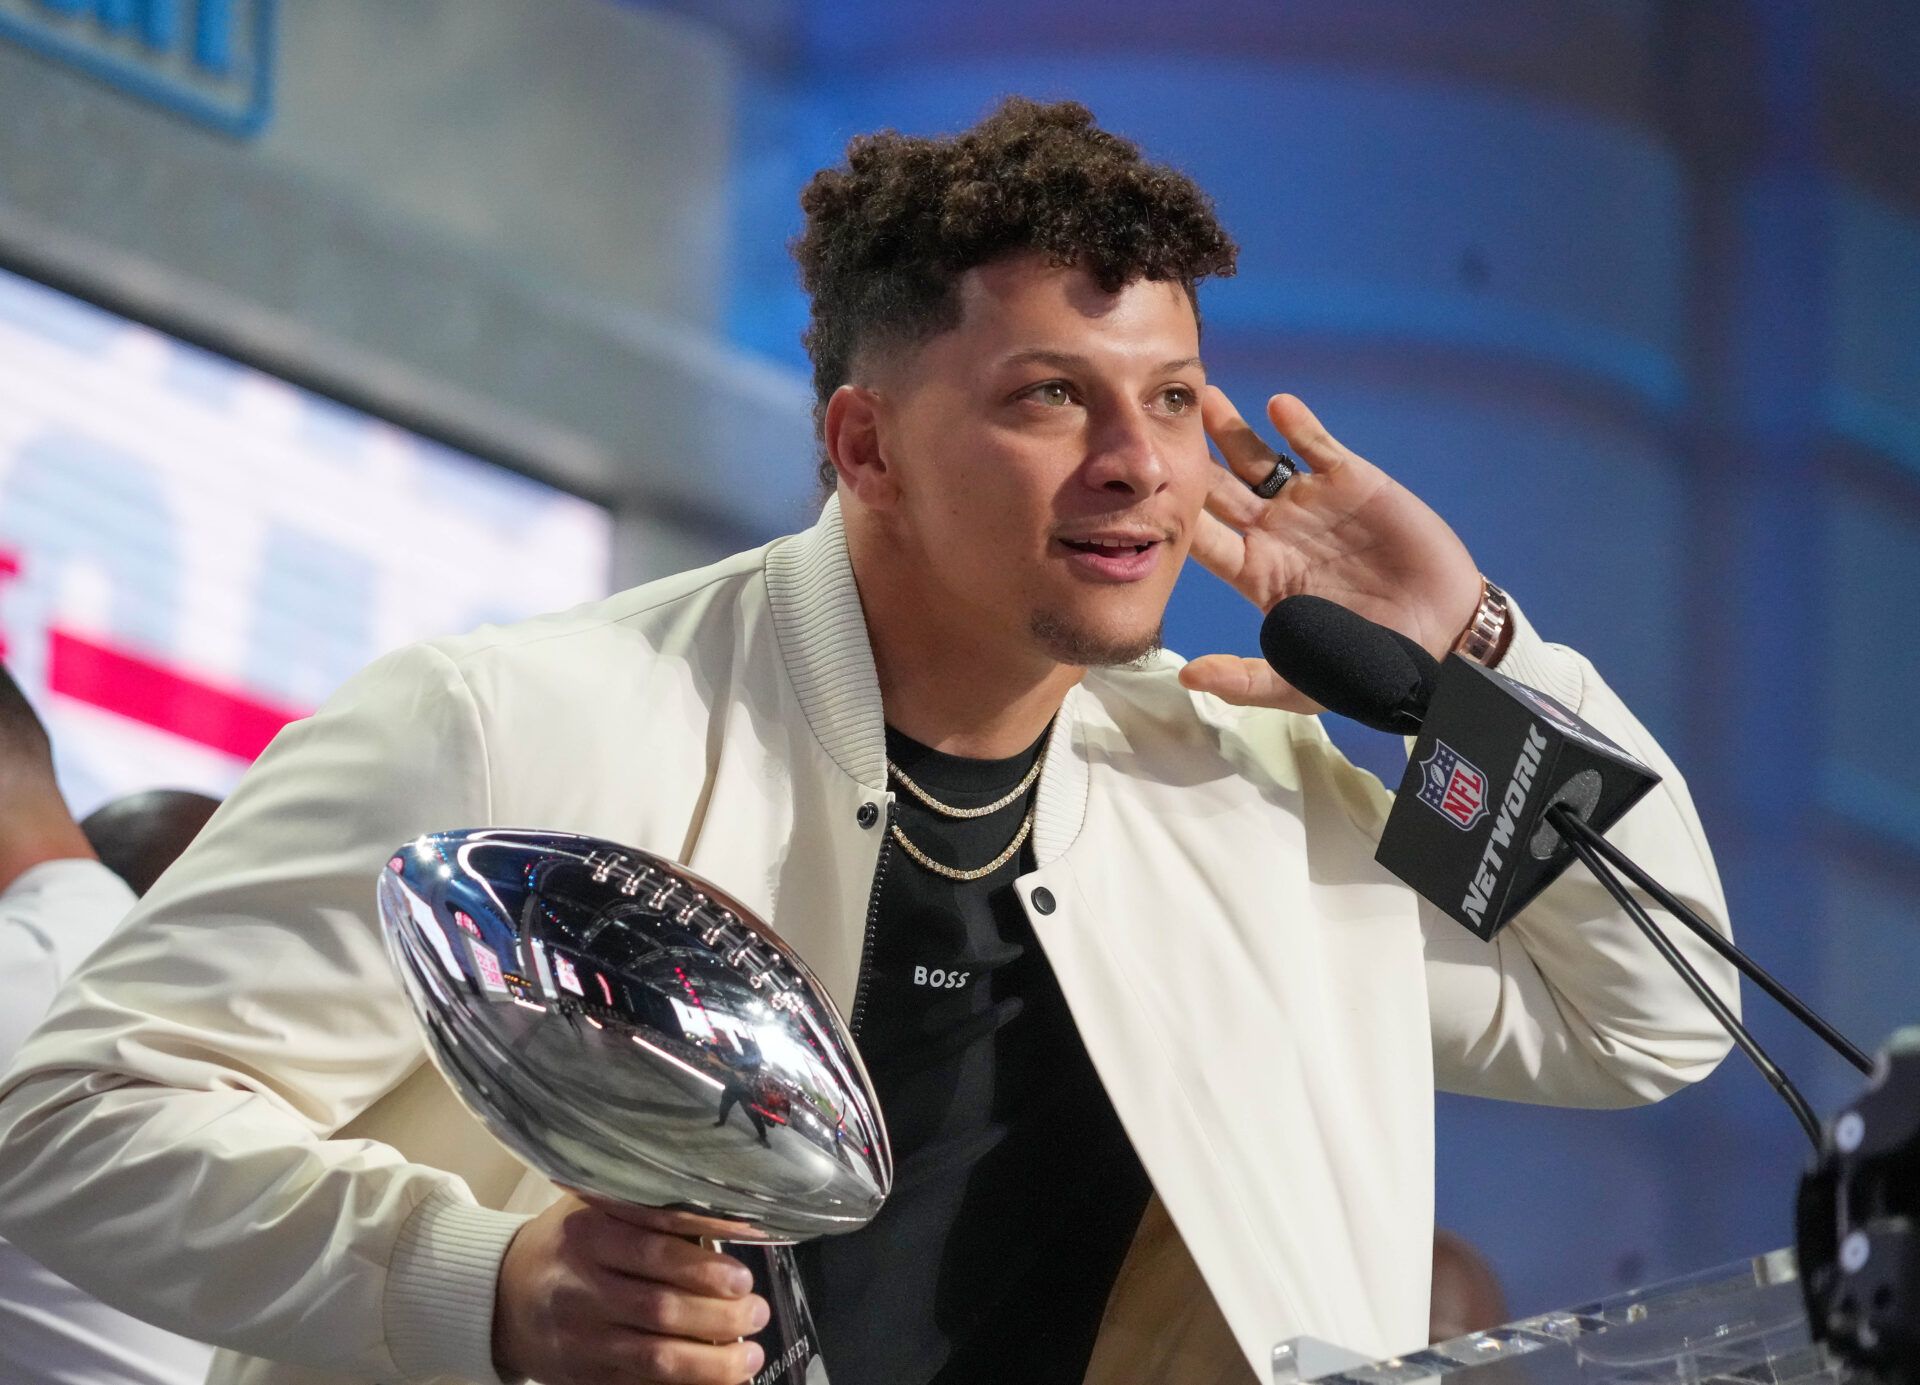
[726,1242,830,1385]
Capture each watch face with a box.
[379,828,891,1240]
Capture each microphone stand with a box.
[1511,809,1909,1358]
[1546,804,1824,1150]
[1545,804,1873,1076]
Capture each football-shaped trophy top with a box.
[377,828,891,1242]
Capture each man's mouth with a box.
[1059,537,1157,557]
[1052,532,1168,582]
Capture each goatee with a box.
[1029,612,1164,669]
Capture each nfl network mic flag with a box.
[1376,656,1662,941]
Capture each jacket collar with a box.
[764,497,1090,865]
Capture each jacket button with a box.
[856,802,879,829]
[1031,887,1056,915]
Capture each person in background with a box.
[1429,1229,1511,1344]
[83,788,222,897]
[0,665,217,1385]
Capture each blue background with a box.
[628,0,1920,1316]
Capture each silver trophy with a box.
[376,828,891,1385]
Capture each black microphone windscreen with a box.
[1258,596,1440,734]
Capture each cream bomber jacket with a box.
[0,499,1736,1384]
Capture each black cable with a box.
[1546,804,1873,1076]
[1555,825,1824,1152]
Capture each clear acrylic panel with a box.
[1273,1248,1855,1383]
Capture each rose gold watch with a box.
[1452,577,1512,667]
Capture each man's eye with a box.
[1161,386,1197,415]
[1025,381,1074,407]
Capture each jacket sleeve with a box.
[1410,603,1740,1107]
[0,643,529,1384]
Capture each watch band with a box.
[1452,577,1512,667]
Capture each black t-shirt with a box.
[796,725,1152,1384]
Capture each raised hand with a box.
[1177,388,1484,712]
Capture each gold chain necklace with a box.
[886,754,1046,819]
[889,809,1035,882]
[885,744,1046,881]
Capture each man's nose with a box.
[1081,404,1171,496]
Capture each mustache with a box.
[1047,517,1180,543]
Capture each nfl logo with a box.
[1417,741,1489,831]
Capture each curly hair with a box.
[792,97,1239,490]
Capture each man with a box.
[82,788,223,897]
[1429,1230,1510,1344]
[0,668,216,1385]
[0,99,1735,1385]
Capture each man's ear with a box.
[823,385,897,507]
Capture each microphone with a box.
[1258,596,1436,736]
[1261,596,1659,941]
[1260,595,1873,1149]
[1265,602,1914,1348]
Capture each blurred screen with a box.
[0,265,614,813]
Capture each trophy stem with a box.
[711,1241,827,1385]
